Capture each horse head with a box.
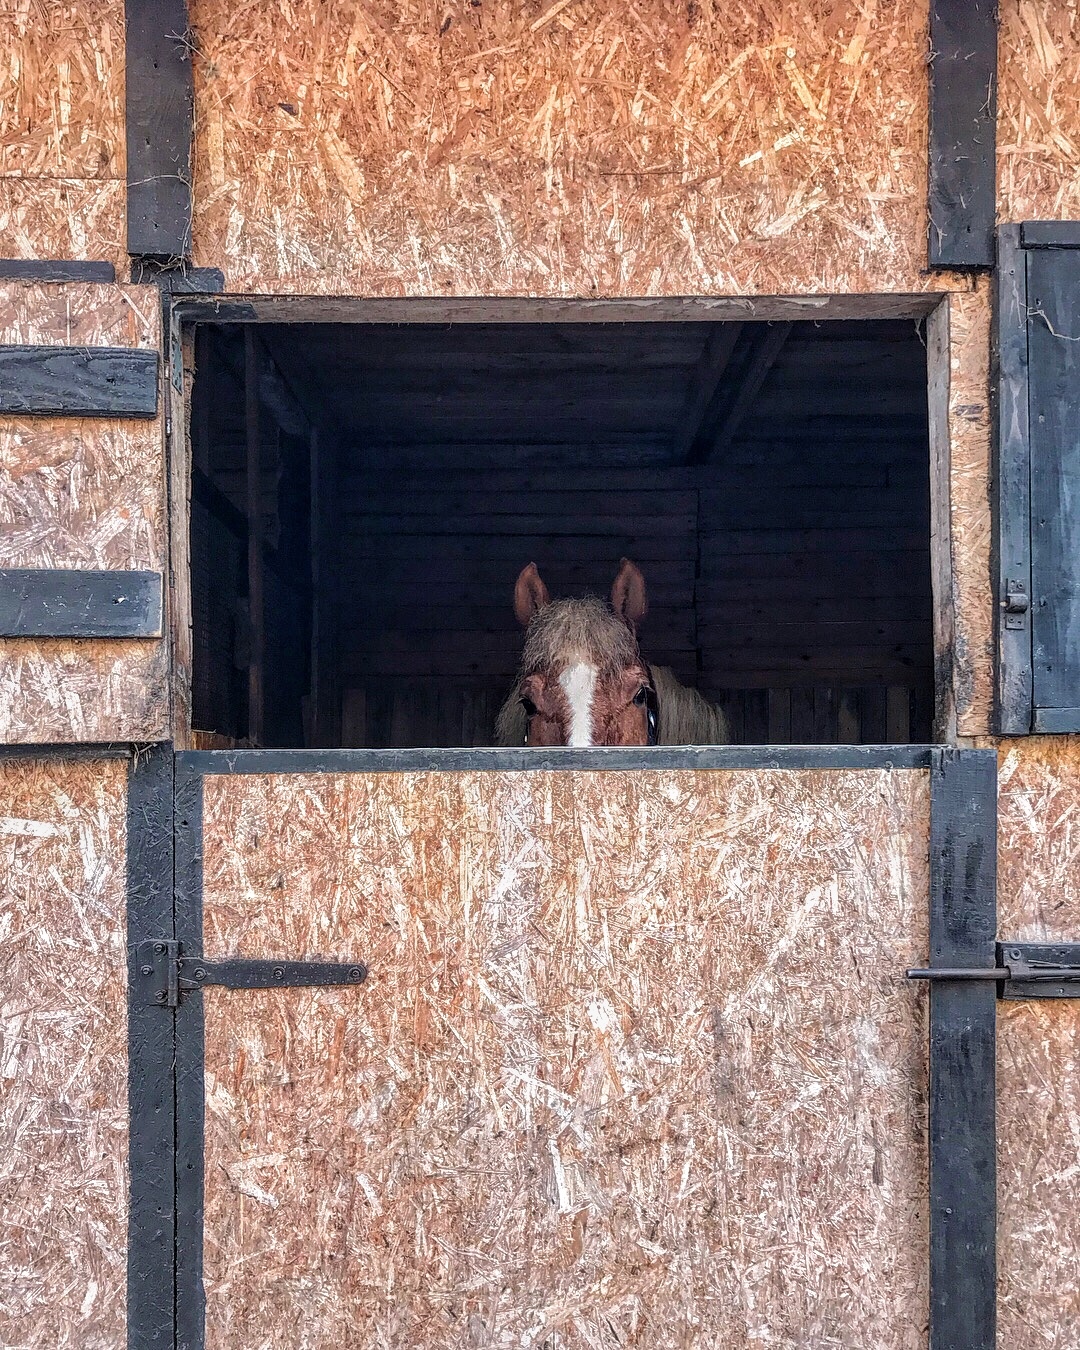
[504,559,658,747]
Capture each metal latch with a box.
[1004,579,1030,630]
[134,940,368,1008]
[907,942,1080,999]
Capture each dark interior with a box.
[188,318,933,748]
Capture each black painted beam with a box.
[928,747,997,1350]
[125,0,194,258]
[127,744,177,1350]
[0,260,117,283]
[928,0,997,269]
[0,346,158,417]
[0,569,163,638]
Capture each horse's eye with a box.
[633,686,650,706]
[520,697,539,718]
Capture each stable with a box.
[3,4,1080,1350]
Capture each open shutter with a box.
[0,278,169,743]
[996,224,1080,734]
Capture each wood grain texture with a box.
[188,0,967,297]
[0,283,169,742]
[201,767,930,1348]
[998,0,1080,223]
[946,284,993,738]
[0,757,127,1349]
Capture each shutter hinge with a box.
[134,940,367,1008]
[907,942,1080,999]
[1004,579,1030,629]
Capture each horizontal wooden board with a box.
[200,768,930,1346]
[0,345,158,417]
[347,512,697,538]
[344,535,697,563]
[0,568,163,638]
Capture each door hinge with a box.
[134,940,368,1008]
[907,942,1080,999]
[1004,579,1030,629]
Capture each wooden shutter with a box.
[996,224,1080,733]
[0,278,169,743]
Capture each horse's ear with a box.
[514,562,551,626]
[611,557,647,628]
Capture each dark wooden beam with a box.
[0,568,163,638]
[0,260,116,283]
[244,330,265,746]
[690,323,792,465]
[0,345,158,416]
[928,0,997,269]
[669,324,743,460]
[125,0,194,258]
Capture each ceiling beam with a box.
[689,322,793,465]
[669,324,743,461]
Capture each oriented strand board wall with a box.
[0,2,126,272]
[0,282,170,742]
[200,767,930,1347]
[946,284,993,739]
[998,0,1080,222]
[189,0,966,297]
[0,757,128,1349]
[997,736,1080,1347]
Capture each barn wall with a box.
[199,766,930,1347]
[187,0,973,298]
[0,2,127,272]
[0,757,128,1349]
[996,735,1080,1346]
[0,282,170,743]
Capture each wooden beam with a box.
[0,259,116,283]
[928,0,997,269]
[0,345,159,417]
[0,569,163,638]
[125,0,194,258]
[690,323,792,465]
[669,325,743,460]
[244,330,265,746]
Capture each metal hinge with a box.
[907,942,1080,999]
[1004,579,1030,630]
[134,940,368,1008]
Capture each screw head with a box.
[193,967,206,981]
[349,967,364,982]
[273,966,285,980]
[140,964,154,976]
[154,943,165,953]
[154,990,167,1003]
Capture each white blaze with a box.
[559,663,597,746]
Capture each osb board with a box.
[0,757,127,1350]
[998,1,1080,223]
[201,767,930,1348]
[947,283,993,738]
[189,0,967,297]
[0,282,170,742]
[998,1001,1080,1349]
[0,2,126,269]
[996,735,1080,938]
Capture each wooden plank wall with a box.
[0,283,170,743]
[0,757,128,1348]
[199,767,930,1348]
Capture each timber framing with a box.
[0,346,159,417]
[0,570,164,640]
[927,0,998,269]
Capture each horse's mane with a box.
[494,646,730,747]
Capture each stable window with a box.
[185,308,934,749]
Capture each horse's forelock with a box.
[520,596,640,677]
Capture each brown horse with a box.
[496,559,730,747]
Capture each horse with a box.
[495,559,730,747]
